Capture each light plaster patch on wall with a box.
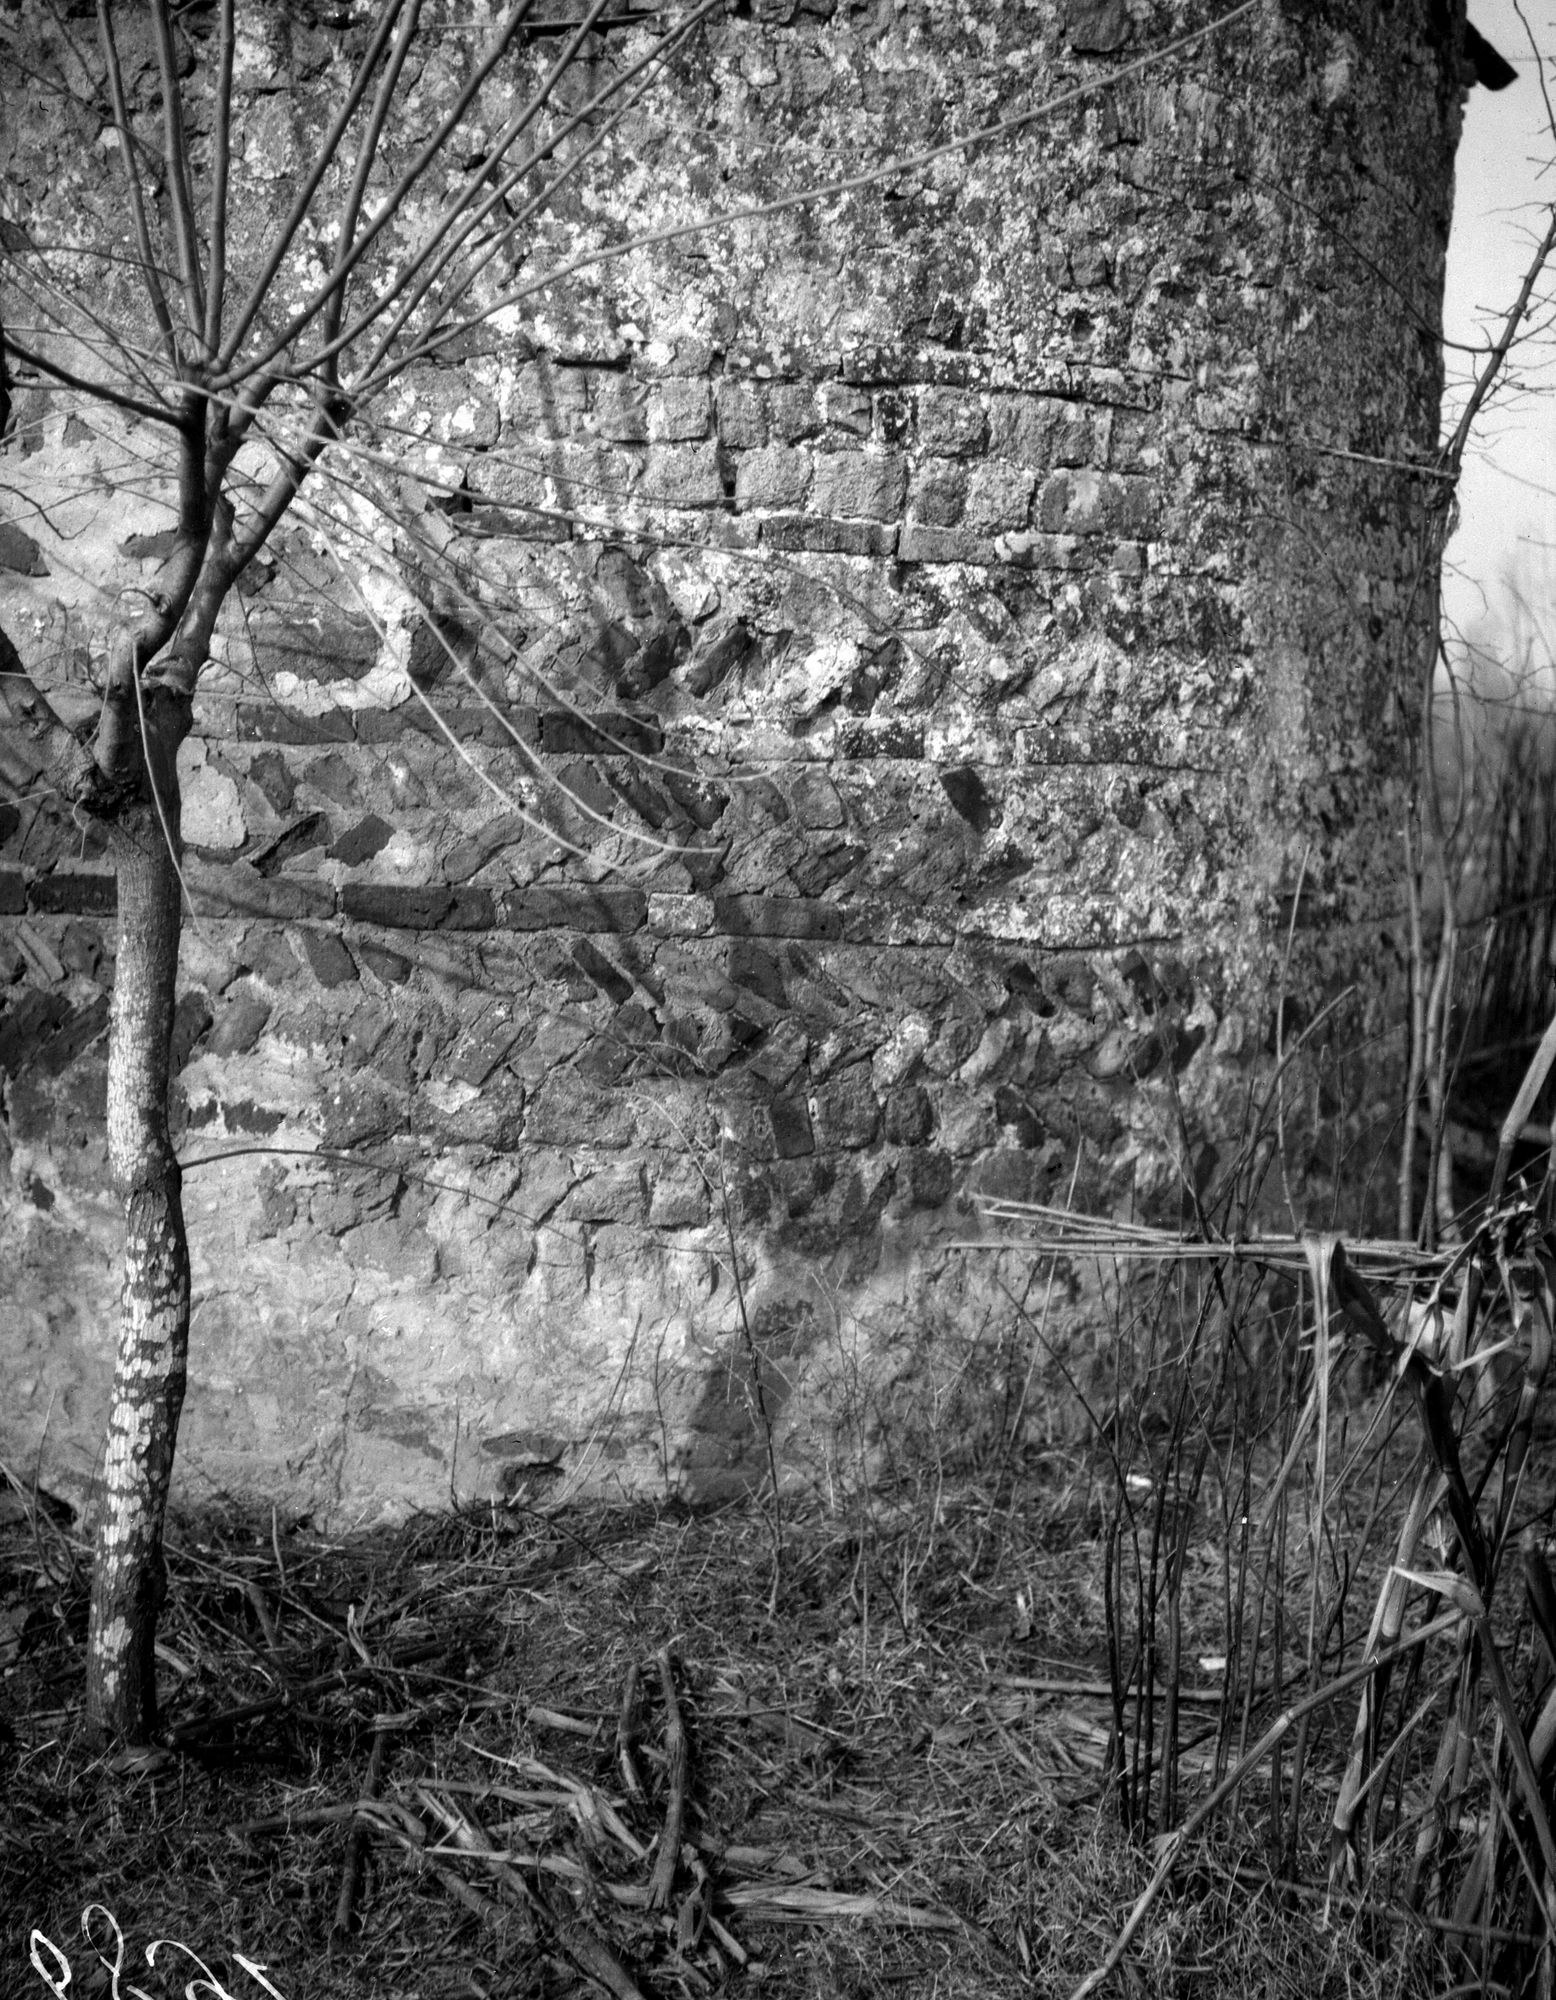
[177,738,245,848]
[771,637,861,719]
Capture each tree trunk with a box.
[85,806,189,1746]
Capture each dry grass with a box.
[0,1438,1483,2000]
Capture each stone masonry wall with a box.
[0,1,1461,1522]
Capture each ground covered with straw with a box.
[0,1428,1491,2000]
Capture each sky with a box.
[1442,1,1556,681]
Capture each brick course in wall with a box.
[0,0,1460,1523]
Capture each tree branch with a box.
[150,0,206,347]
[96,0,181,372]
[202,0,235,365]
[212,0,417,374]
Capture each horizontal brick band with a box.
[29,871,117,916]
[341,883,497,930]
[713,894,843,941]
[538,711,664,757]
[502,886,648,932]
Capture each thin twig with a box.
[647,1645,688,1912]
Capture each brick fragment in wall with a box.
[207,989,272,1058]
[234,702,355,745]
[538,711,663,757]
[834,719,923,759]
[0,870,26,915]
[762,515,897,558]
[897,524,988,565]
[939,765,996,833]
[328,815,394,866]
[354,940,412,984]
[442,1010,525,1090]
[0,522,47,575]
[340,883,495,930]
[249,813,331,877]
[292,927,358,989]
[571,938,634,1005]
[245,748,296,814]
[768,1093,814,1159]
[247,605,379,684]
[29,871,116,916]
[713,894,843,942]
[14,995,109,1078]
[297,752,362,809]
[185,859,334,921]
[502,886,647,933]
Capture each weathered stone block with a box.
[813,1065,880,1149]
[208,990,272,1058]
[902,1148,954,1207]
[355,941,413,984]
[568,1163,645,1222]
[548,440,644,512]
[988,394,1093,467]
[649,380,712,441]
[648,1164,711,1227]
[834,719,924,758]
[898,524,986,565]
[524,1068,633,1147]
[808,450,907,521]
[906,459,968,526]
[735,445,811,511]
[821,383,872,438]
[768,1093,814,1159]
[1037,468,1157,537]
[506,359,589,431]
[884,1084,934,1144]
[964,462,1036,533]
[767,384,822,441]
[589,375,650,442]
[713,380,767,447]
[640,443,722,508]
[916,387,987,457]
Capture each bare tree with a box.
[1,0,722,1745]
